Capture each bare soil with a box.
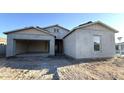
[0,56,124,80]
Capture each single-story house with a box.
[4,21,118,59]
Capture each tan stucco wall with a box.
[11,28,50,35]
[82,23,114,32]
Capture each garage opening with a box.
[15,39,49,56]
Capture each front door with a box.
[55,39,63,55]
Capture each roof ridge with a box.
[43,24,70,31]
[4,26,55,37]
[79,21,93,26]
[4,26,35,34]
[63,21,118,39]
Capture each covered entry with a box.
[15,39,49,55]
[55,39,63,55]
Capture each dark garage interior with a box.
[15,39,49,55]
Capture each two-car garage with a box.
[15,40,49,55]
[4,27,55,57]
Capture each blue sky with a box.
[0,13,124,42]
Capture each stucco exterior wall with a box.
[63,31,76,58]
[6,29,55,57]
[11,28,50,35]
[76,29,115,59]
[44,26,69,39]
[64,23,116,59]
[82,23,115,32]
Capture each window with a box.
[56,29,59,32]
[116,45,119,50]
[54,28,56,32]
[93,35,101,51]
[121,44,124,50]
[54,28,59,33]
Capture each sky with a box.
[0,13,124,43]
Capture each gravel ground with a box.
[0,56,124,80]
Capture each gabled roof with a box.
[4,26,55,37]
[73,21,118,33]
[63,21,119,38]
[43,24,70,32]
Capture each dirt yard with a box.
[0,56,124,80]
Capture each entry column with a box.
[6,37,16,57]
[49,39,55,56]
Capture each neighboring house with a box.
[116,42,124,54]
[0,37,6,56]
[4,21,118,59]
[0,37,6,44]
